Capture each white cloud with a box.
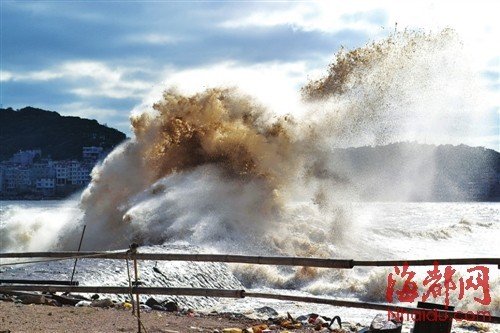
[221,2,384,35]
[58,102,119,119]
[221,1,499,35]
[1,69,62,81]
[221,1,499,69]
[0,71,14,82]
[133,61,310,118]
[125,33,181,45]
[2,61,152,99]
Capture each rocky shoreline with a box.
[0,292,376,333]
[1,292,495,333]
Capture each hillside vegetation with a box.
[0,107,126,160]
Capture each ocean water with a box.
[1,200,498,332]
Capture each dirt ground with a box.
[0,301,320,333]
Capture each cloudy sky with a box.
[1,1,498,150]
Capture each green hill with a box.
[324,143,500,201]
[0,107,126,161]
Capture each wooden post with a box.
[134,256,141,333]
[127,243,141,333]
[70,225,86,285]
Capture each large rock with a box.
[51,294,82,306]
[254,306,278,317]
[90,298,114,308]
[16,294,59,306]
[145,297,161,308]
[162,301,179,312]
[17,294,46,305]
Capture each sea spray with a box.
[75,29,483,251]
[0,200,81,252]
[0,30,493,287]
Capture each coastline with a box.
[0,299,496,333]
[0,301,336,333]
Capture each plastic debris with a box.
[75,300,92,307]
[222,329,243,333]
[370,313,403,332]
[122,302,133,310]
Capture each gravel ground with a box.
[0,301,325,333]
[2,299,497,333]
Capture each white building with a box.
[11,149,41,165]
[70,164,91,185]
[55,161,70,185]
[54,160,91,186]
[3,166,32,191]
[32,160,55,180]
[35,178,55,189]
[35,178,55,195]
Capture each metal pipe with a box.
[0,279,79,286]
[0,285,246,298]
[1,252,498,268]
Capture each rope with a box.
[0,251,128,267]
